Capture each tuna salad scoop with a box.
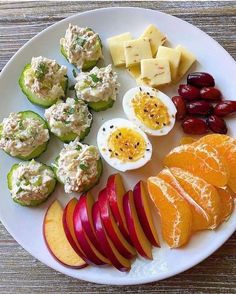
[7,160,57,206]
[45,98,92,143]
[19,56,68,108]
[0,111,49,160]
[75,64,119,112]
[53,139,102,194]
[60,23,103,70]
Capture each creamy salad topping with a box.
[45,98,92,137]
[75,64,119,103]
[10,160,55,205]
[57,139,100,193]
[60,24,102,68]
[24,56,67,100]
[0,112,49,157]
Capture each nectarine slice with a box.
[43,200,86,268]
[123,190,153,259]
[92,201,131,272]
[106,174,131,242]
[98,188,136,259]
[73,203,110,266]
[63,198,88,263]
[76,192,106,256]
[133,181,160,247]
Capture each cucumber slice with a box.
[53,157,103,192]
[19,64,68,108]
[60,28,102,71]
[7,162,57,207]
[55,124,91,143]
[0,111,49,160]
[88,98,114,112]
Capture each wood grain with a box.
[0,1,236,293]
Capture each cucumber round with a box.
[55,124,91,143]
[53,157,103,193]
[88,98,115,112]
[19,64,68,108]
[60,28,102,71]
[7,162,57,207]
[0,111,49,160]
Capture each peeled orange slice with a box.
[164,142,229,187]
[216,187,234,223]
[158,168,214,231]
[147,176,192,248]
[195,134,236,192]
[168,167,222,230]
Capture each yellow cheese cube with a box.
[107,33,132,66]
[141,58,171,87]
[124,38,152,67]
[140,24,167,56]
[156,46,181,80]
[175,45,196,80]
[127,64,141,79]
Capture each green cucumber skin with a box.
[0,111,49,160]
[19,64,68,108]
[7,163,57,207]
[88,99,114,112]
[53,157,103,192]
[60,29,102,71]
[49,118,92,143]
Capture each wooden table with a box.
[0,1,235,293]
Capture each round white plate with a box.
[0,7,235,286]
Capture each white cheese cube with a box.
[141,58,171,87]
[140,24,167,56]
[156,46,181,80]
[124,38,152,67]
[127,64,141,79]
[107,33,132,66]
[175,45,196,80]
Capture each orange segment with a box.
[158,168,211,231]
[164,142,229,187]
[195,134,236,192]
[216,187,234,222]
[179,136,196,145]
[168,167,222,229]
[147,176,192,248]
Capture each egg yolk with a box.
[132,91,171,130]
[108,127,147,162]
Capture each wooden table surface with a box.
[0,1,236,293]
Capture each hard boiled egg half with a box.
[123,86,176,136]
[97,118,152,172]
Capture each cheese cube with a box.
[127,64,141,79]
[140,24,167,56]
[107,33,132,66]
[141,58,171,87]
[136,76,150,87]
[156,46,181,80]
[124,38,152,67]
[175,45,196,80]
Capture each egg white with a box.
[97,118,152,172]
[123,86,177,136]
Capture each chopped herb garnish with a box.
[76,145,82,151]
[35,62,48,81]
[110,125,114,129]
[68,108,75,115]
[64,121,71,124]
[90,73,102,83]
[72,69,77,78]
[79,163,88,171]
[75,36,86,47]
[103,127,106,132]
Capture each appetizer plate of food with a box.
[0,7,236,285]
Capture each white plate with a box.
[0,7,235,286]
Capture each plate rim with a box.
[0,6,235,286]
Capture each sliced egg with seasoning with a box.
[123,86,176,136]
[97,118,152,172]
